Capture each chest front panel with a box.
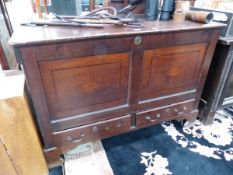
[39,53,129,119]
[140,43,208,101]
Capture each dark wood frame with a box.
[0,0,13,36]
[0,42,9,70]
[0,0,12,70]
[199,38,233,124]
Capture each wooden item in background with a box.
[175,0,190,12]
[103,0,110,7]
[0,1,16,69]
[43,0,49,15]
[199,38,233,124]
[0,70,48,175]
[34,0,49,18]
[173,11,185,23]
[0,0,13,36]
[191,7,233,38]
[35,0,42,18]
[0,42,9,70]
[89,0,111,9]
[89,0,95,10]
[186,11,214,24]
[0,139,17,175]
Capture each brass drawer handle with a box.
[66,136,82,143]
[156,114,161,119]
[73,138,82,143]
[145,115,158,123]
[177,111,185,115]
[174,108,185,115]
[116,123,122,128]
[92,126,98,133]
[145,116,151,120]
[66,136,72,141]
[174,108,179,112]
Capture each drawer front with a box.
[54,115,132,146]
[137,100,194,127]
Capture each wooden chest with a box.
[9,20,224,163]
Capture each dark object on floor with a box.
[199,37,233,124]
[144,0,159,21]
[160,0,175,21]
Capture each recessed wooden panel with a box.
[140,43,208,101]
[39,53,129,119]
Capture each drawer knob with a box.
[116,123,122,128]
[66,136,72,141]
[92,126,98,133]
[80,133,85,137]
[105,126,110,130]
[183,106,187,110]
[156,114,161,119]
[174,108,179,112]
[145,116,151,120]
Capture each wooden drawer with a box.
[137,100,194,127]
[53,115,132,146]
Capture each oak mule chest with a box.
[9,20,224,163]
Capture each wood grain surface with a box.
[0,139,17,175]
[8,20,225,47]
[0,70,48,175]
[0,42,9,70]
